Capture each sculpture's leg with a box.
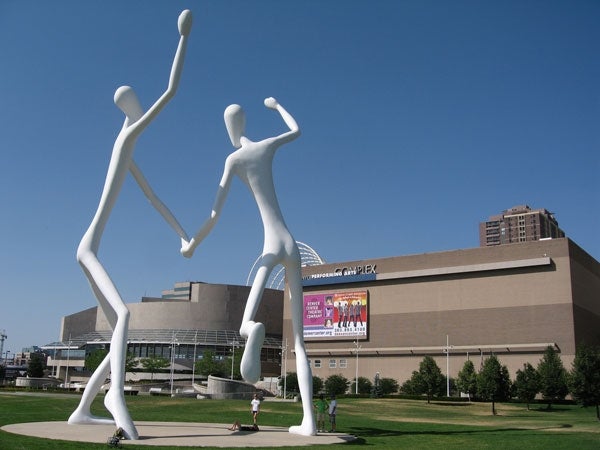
[76,252,138,440]
[68,353,114,425]
[286,264,317,436]
[103,304,137,440]
[240,260,272,384]
[70,273,116,425]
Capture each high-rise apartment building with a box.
[479,205,565,247]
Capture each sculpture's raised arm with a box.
[130,9,193,134]
[264,97,300,144]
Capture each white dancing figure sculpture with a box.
[181,98,316,436]
[69,10,192,440]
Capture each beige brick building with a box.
[284,238,600,385]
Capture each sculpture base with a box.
[2,421,356,447]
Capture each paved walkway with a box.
[2,421,356,447]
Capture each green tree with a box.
[125,352,138,375]
[379,377,399,395]
[279,372,299,397]
[85,348,108,373]
[350,376,373,395]
[537,346,568,409]
[312,375,324,395]
[416,356,445,403]
[140,355,170,381]
[477,355,511,415]
[27,352,46,378]
[325,374,350,396]
[195,351,228,378]
[87,349,136,375]
[277,372,321,397]
[456,360,478,401]
[224,347,243,380]
[513,363,540,410]
[400,371,422,395]
[569,343,600,420]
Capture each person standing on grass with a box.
[313,394,329,432]
[328,394,337,432]
[251,394,261,426]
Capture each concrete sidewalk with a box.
[2,421,356,447]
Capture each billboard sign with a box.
[303,291,368,340]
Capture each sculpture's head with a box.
[224,104,245,149]
[114,86,143,122]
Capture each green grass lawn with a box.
[0,391,598,449]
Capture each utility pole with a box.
[444,335,453,397]
[354,336,361,394]
[191,331,198,385]
[0,330,7,364]
[281,339,288,399]
[229,340,239,380]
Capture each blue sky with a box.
[0,0,598,354]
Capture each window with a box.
[339,359,348,369]
[329,359,336,369]
[314,359,322,368]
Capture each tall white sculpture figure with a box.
[181,98,317,436]
[69,10,193,440]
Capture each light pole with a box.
[281,339,288,399]
[354,337,361,394]
[170,333,178,397]
[65,335,72,388]
[52,343,57,377]
[191,331,198,385]
[444,335,453,397]
[229,341,239,380]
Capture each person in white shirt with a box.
[251,394,261,426]
[328,395,337,432]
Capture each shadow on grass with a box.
[430,402,471,407]
[345,423,575,440]
[534,406,572,413]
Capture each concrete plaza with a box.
[2,420,356,447]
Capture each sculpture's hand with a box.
[264,97,278,110]
[178,9,193,36]
[180,238,195,258]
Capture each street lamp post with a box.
[65,335,72,388]
[170,333,179,397]
[281,339,288,399]
[229,341,239,380]
[444,334,453,397]
[191,331,198,385]
[52,343,57,377]
[354,338,361,395]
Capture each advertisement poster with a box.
[303,291,368,340]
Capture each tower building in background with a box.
[479,204,565,247]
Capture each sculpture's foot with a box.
[240,322,265,384]
[104,387,139,440]
[68,408,115,425]
[289,421,317,436]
